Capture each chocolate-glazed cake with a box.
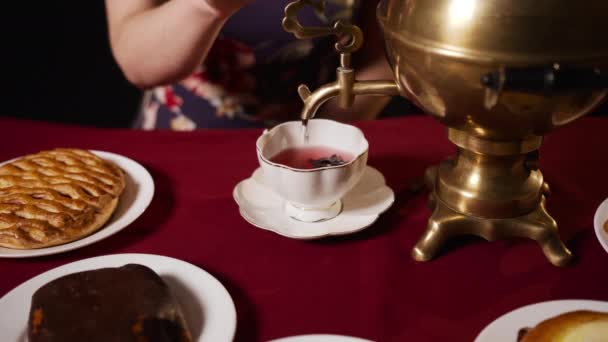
[28,264,192,342]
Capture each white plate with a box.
[475,299,608,342]
[269,335,373,342]
[234,166,394,239]
[593,198,608,254]
[0,150,154,258]
[0,253,237,342]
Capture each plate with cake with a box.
[0,253,237,342]
[475,300,608,342]
[593,198,608,254]
[0,148,154,257]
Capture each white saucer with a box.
[269,335,374,342]
[475,299,608,342]
[233,166,394,239]
[0,151,155,258]
[0,253,237,342]
[593,198,608,254]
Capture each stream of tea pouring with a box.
[301,118,309,143]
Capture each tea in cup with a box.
[256,119,368,222]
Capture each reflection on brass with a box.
[284,0,608,266]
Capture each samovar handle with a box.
[481,64,608,109]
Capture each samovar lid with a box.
[378,0,608,64]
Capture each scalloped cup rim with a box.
[256,119,369,172]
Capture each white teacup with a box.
[256,119,368,222]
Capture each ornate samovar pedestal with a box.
[417,130,571,266]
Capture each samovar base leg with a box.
[413,167,573,267]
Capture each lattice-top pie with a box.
[0,149,125,249]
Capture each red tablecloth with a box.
[1,116,607,341]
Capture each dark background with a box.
[3,1,141,128]
[1,1,604,128]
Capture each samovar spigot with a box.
[283,0,399,125]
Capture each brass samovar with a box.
[283,0,608,266]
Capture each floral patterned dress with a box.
[136,0,359,130]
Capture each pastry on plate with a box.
[518,310,608,341]
[28,264,192,342]
[0,148,125,249]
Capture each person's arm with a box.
[318,0,394,121]
[105,0,252,88]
